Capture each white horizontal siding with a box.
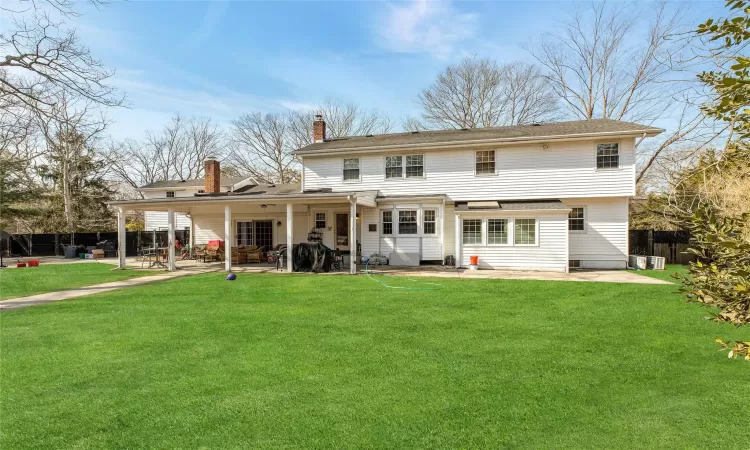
[303,138,635,200]
[566,197,628,269]
[144,211,192,231]
[459,215,569,272]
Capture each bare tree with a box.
[106,116,226,196]
[527,1,681,122]
[0,1,122,128]
[34,93,111,235]
[229,112,298,184]
[414,57,560,129]
[287,98,393,148]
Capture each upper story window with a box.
[385,154,424,179]
[382,210,393,235]
[423,210,436,234]
[399,210,418,234]
[475,150,496,175]
[569,207,585,231]
[405,155,424,178]
[343,158,360,181]
[385,156,402,179]
[315,212,326,229]
[596,143,619,169]
[166,191,175,198]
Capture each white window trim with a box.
[314,211,327,229]
[423,209,437,235]
[383,154,425,180]
[486,217,512,246]
[594,141,621,171]
[474,150,498,177]
[380,208,394,236]
[513,217,540,247]
[342,158,361,182]
[568,206,587,234]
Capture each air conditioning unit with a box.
[647,256,666,270]
[629,255,647,270]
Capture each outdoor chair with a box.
[246,245,263,263]
[205,240,224,262]
[193,244,207,262]
[231,246,247,265]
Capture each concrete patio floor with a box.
[6,256,671,284]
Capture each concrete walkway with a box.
[372,266,673,284]
[0,267,219,310]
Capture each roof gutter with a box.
[294,129,665,157]
[109,192,362,208]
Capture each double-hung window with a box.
[382,210,393,235]
[166,191,175,198]
[487,219,508,244]
[423,210,436,234]
[596,143,619,169]
[343,158,360,181]
[475,150,496,175]
[462,219,482,244]
[385,156,402,179]
[405,155,424,178]
[315,213,326,229]
[569,207,585,231]
[514,219,537,245]
[399,210,418,234]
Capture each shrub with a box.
[675,208,750,326]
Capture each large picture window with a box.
[343,158,360,180]
[385,156,402,179]
[514,219,537,245]
[596,143,619,169]
[569,207,585,231]
[487,219,508,244]
[462,219,482,244]
[423,210,436,234]
[405,155,424,178]
[475,150,496,175]
[382,210,393,235]
[399,210,418,234]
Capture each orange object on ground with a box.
[28,259,40,267]
[16,262,27,268]
[469,255,479,265]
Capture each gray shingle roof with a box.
[294,119,664,154]
[455,200,570,212]
[139,176,248,189]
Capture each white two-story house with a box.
[111,116,663,273]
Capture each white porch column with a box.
[224,205,232,272]
[117,206,126,270]
[350,200,357,274]
[189,213,195,249]
[167,208,176,271]
[286,203,293,272]
[454,214,461,269]
[440,200,446,260]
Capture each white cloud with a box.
[379,0,478,59]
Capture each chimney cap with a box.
[314,114,323,121]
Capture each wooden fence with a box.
[653,243,696,265]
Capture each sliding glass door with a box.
[236,221,273,251]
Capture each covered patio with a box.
[110,190,378,274]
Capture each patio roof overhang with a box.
[109,190,379,212]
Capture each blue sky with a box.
[70,0,725,139]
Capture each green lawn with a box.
[630,264,689,283]
[0,263,152,300]
[2,273,748,449]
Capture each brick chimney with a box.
[204,158,221,193]
[313,114,326,143]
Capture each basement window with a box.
[166,191,175,198]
